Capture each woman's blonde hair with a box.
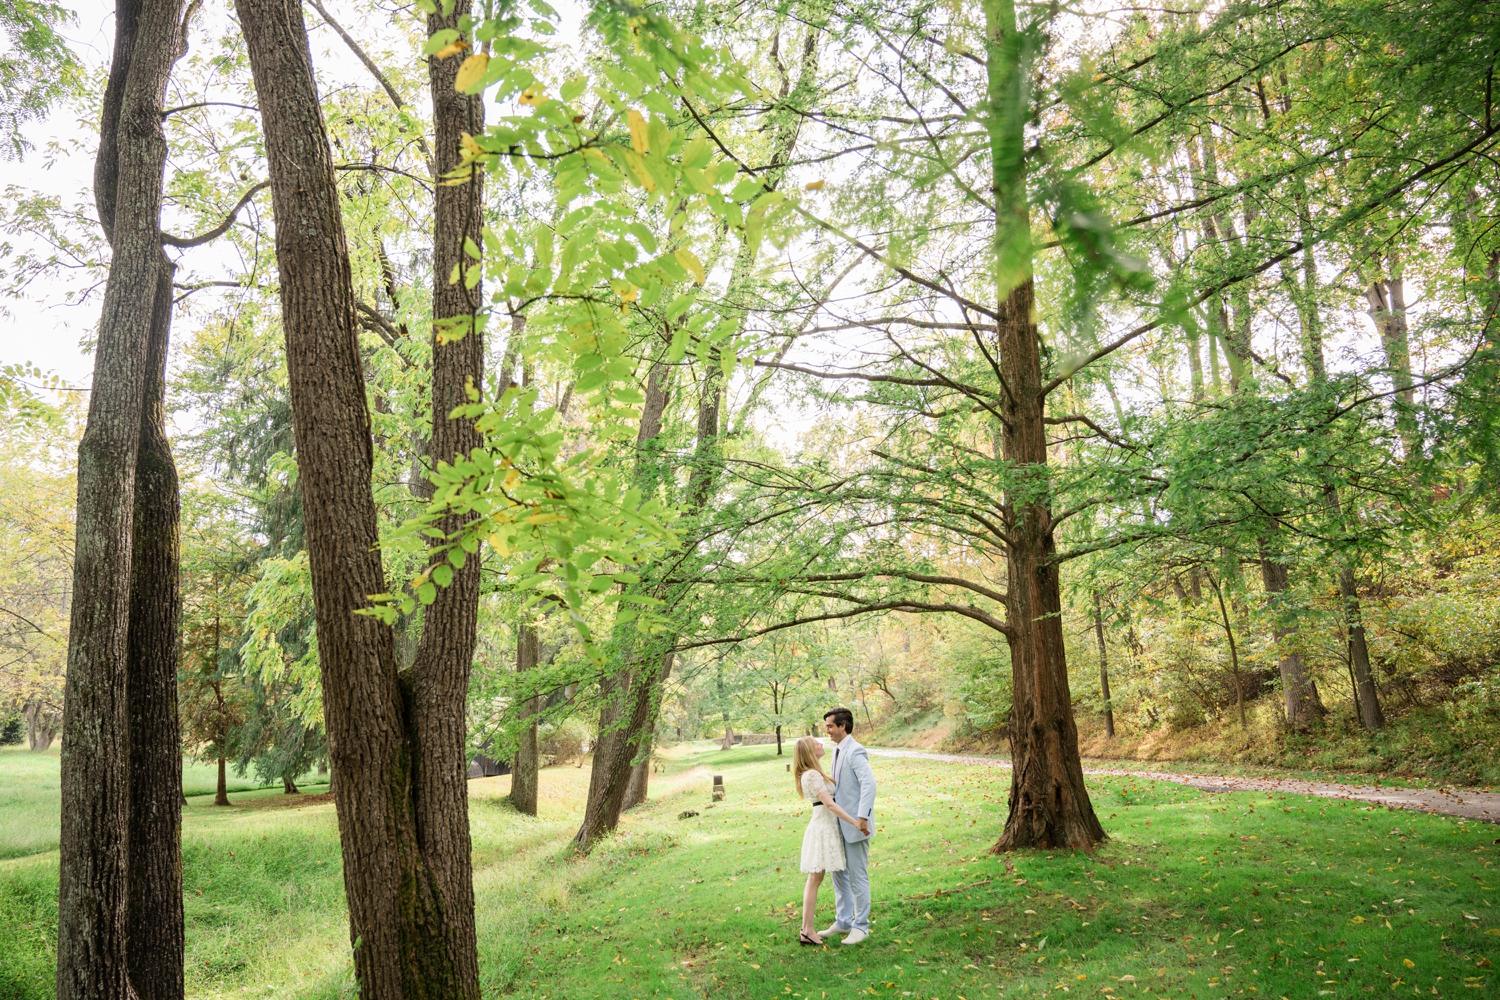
[792,736,830,794]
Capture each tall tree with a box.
[403,4,486,993]
[235,0,472,995]
[58,2,187,999]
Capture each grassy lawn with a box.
[2,742,1495,1000]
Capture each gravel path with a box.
[865,746,1500,824]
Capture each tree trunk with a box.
[214,753,230,807]
[236,3,458,996]
[126,256,184,1000]
[283,776,299,794]
[1209,575,1246,728]
[1092,592,1114,739]
[510,623,541,816]
[1339,567,1384,730]
[400,6,485,995]
[992,279,1104,852]
[776,724,783,755]
[58,4,186,999]
[576,359,675,844]
[575,15,827,848]
[1364,262,1419,457]
[578,649,675,843]
[621,720,655,811]
[1258,550,1324,729]
[620,649,675,812]
[1319,489,1383,730]
[23,700,55,751]
[984,0,1104,853]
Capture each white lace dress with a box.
[799,770,847,874]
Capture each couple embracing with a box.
[792,707,876,946]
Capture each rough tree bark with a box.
[402,5,485,994]
[126,251,184,1000]
[58,3,186,999]
[236,2,460,996]
[621,652,674,811]
[985,0,1104,852]
[509,622,540,816]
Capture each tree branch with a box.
[160,182,269,248]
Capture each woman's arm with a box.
[817,788,859,826]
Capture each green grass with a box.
[0,748,62,862]
[3,743,1496,1000]
[0,745,326,861]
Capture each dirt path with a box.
[866,746,1500,824]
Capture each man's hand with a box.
[857,818,870,836]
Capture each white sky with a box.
[0,0,589,395]
[0,0,114,390]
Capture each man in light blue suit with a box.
[819,706,876,944]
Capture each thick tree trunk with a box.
[58,4,185,999]
[214,753,230,807]
[283,776,299,794]
[621,652,673,811]
[126,257,184,1000]
[400,7,485,995]
[621,720,654,811]
[992,280,1104,852]
[1092,592,1114,739]
[1258,551,1324,730]
[576,371,716,848]
[237,3,457,997]
[577,649,675,842]
[510,623,541,816]
[984,0,1103,852]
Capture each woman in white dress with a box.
[793,736,860,946]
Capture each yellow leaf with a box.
[619,287,639,304]
[1351,916,1365,924]
[434,39,469,59]
[1403,959,1415,968]
[503,468,520,490]
[674,248,706,285]
[523,512,566,525]
[519,86,546,107]
[454,53,489,93]
[627,109,649,154]
[622,149,656,191]
[804,179,825,190]
[460,132,482,157]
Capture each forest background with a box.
[4,0,1500,796]
[2,0,1499,998]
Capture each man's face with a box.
[824,716,847,742]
